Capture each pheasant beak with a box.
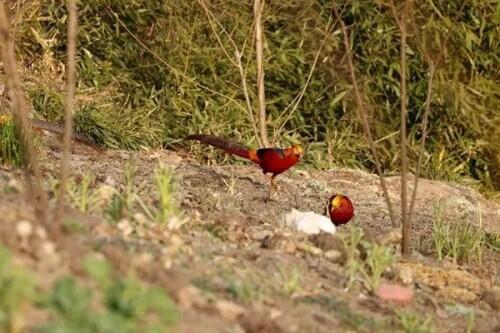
[293,144,304,158]
[330,194,344,210]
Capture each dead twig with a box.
[407,1,468,235]
[272,14,336,144]
[331,2,398,228]
[56,0,78,223]
[196,0,261,146]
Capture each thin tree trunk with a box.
[254,0,269,147]
[56,0,78,222]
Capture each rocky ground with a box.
[0,137,499,333]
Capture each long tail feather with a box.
[31,119,104,152]
[185,134,251,160]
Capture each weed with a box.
[361,242,394,291]
[67,173,99,212]
[153,163,177,224]
[123,158,137,214]
[466,311,475,333]
[397,310,435,333]
[279,268,302,296]
[0,116,23,166]
[63,218,87,234]
[431,200,484,264]
[338,225,364,289]
[39,255,178,332]
[338,225,394,291]
[0,247,36,333]
[105,193,126,223]
[226,279,261,304]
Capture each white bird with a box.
[283,208,336,235]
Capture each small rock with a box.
[133,212,148,225]
[374,283,414,305]
[35,226,47,240]
[324,250,343,262]
[163,257,173,270]
[117,219,133,236]
[376,228,402,245]
[395,265,414,285]
[40,241,56,256]
[16,220,33,238]
[215,300,245,321]
[7,178,22,192]
[483,287,500,310]
[296,242,322,256]
[177,285,206,310]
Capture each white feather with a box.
[284,209,336,235]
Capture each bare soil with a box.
[1,137,499,333]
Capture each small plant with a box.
[39,256,178,333]
[154,163,175,223]
[431,200,485,264]
[0,115,23,166]
[123,158,137,214]
[338,225,364,289]
[279,268,302,296]
[0,247,36,333]
[397,310,435,333]
[104,159,137,223]
[226,279,261,304]
[339,225,394,291]
[360,242,394,291]
[67,173,99,212]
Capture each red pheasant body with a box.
[253,148,301,176]
[328,194,354,226]
[185,134,303,198]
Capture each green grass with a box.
[0,116,23,167]
[397,310,435,333]
[431,200,485,264]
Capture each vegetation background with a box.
[1,0,498,197]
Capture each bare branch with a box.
[272,15,335,144]
[0,3,52,232]
[254,0,269,147]
[407,2,468,230]
[56,0,78,223]
[389,0,412,257]
[197,0,261,146]
[331,2,398,228]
